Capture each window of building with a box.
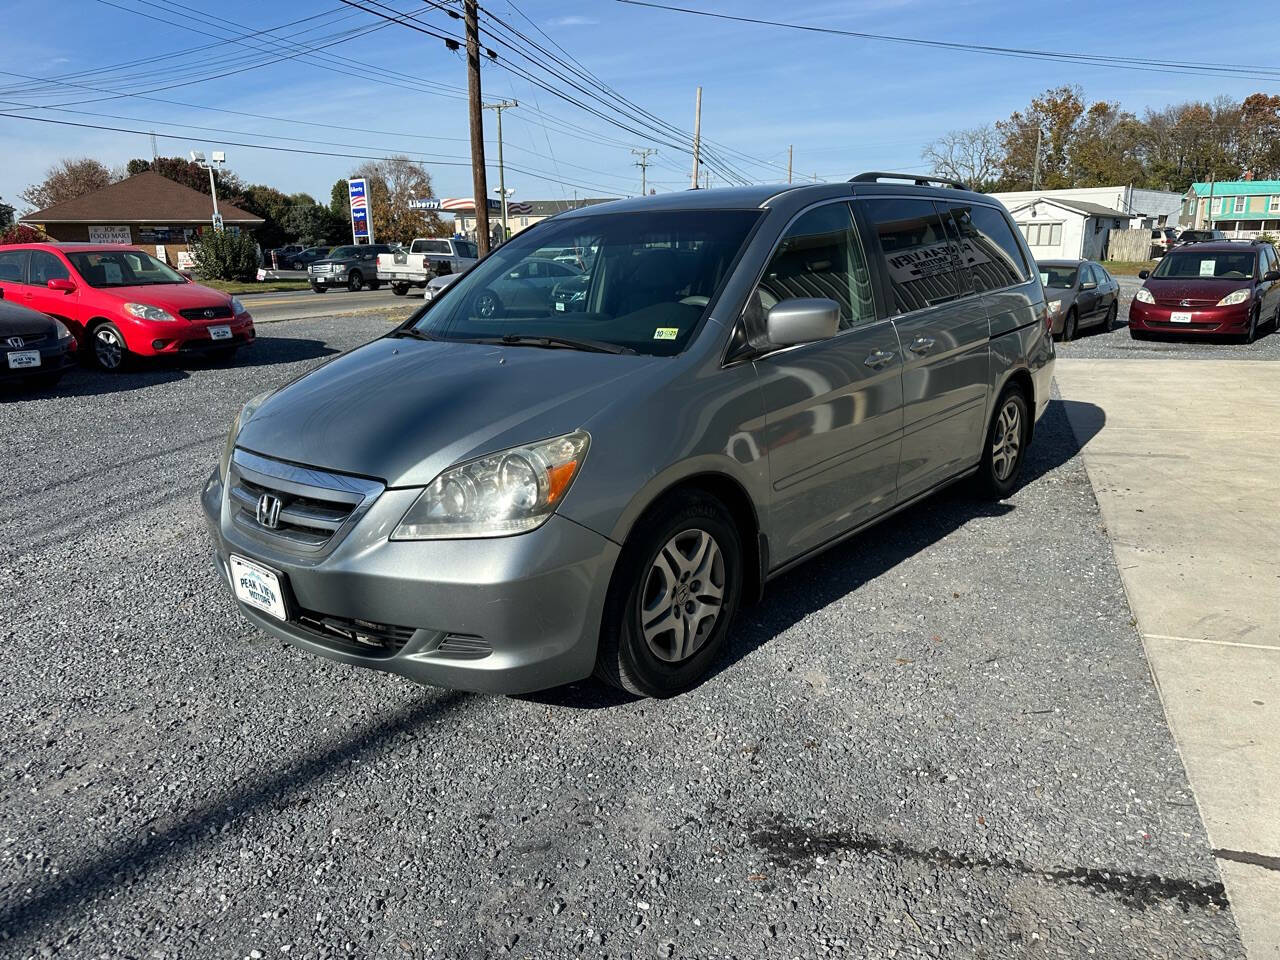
[1235,195,1247,214]
[947,204,1029,292]
[755,201,875,330]
[1270,196,1280,213]
[861,197,967,313]
[520,216,529,226]
[1021,222,1062,247]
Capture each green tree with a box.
[128,156,246,206]
[1069,101,1146,187]
[348,156,445,243]
[284,201,347,245]
[995,86,1086,190]
[1238,93,1280,179]
[0,196,13,230]
[330,178,349,220]
[19,157,117,210]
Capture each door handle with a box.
[908,335,936,355]
[864,349,895,369]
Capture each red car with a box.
[1130,240,1280,343]
[0,243,255,370]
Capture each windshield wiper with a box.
[390,326,435,341]
[478,333,634,355]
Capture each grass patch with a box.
[1100,260,1157,277]
[200,279,312,294]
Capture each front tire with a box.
[1244,307,1259,344]
[594,492,742,698]
[311,283,327,294]
[347,271,364,292]
[90,322,129,372]
[976,386,1029,500]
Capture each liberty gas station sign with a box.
[348,177,372,242]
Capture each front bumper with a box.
[0,337,77,380]
[1128,300,1252,335]
[200,466,620,694]
[123,313,255,356]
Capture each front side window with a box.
[413,209,761,357]
[861,197,966,313]
[28,251,70,285]
[753,202,875,331]
[948,204,1029,292]
[66,250,185,287]
[1152,251,1256,279]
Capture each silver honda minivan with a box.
[202,174,1054,698]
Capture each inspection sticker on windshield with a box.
[653,327,679,340]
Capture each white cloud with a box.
[547,15,598,26]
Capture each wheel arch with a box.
[991,366,1036,444]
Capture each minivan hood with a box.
[235,336,661,487]
[1145,277,1250,301]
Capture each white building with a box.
[1003,197,1130,261]
[989,185,1183,229]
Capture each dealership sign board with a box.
[348,178,372,242]
[88,225,132,244]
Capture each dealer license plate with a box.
[209,325,232,340]
[230,555,287,620]
[1170,311,1193,323]
[7,350,40,369]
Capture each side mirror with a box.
[1264,270,1280,283]
[47,278,76,293]
[766,297,840,347]
[1080,280,1097,290]
[1138,270,1150,279]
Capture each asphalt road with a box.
[241,286,418,324]
[1056,275,1280,361]
[0,313,1243,958]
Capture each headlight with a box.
[219,389,274,482]
[51,318,72,341]
[1216,289,1250,306]
[230,297,247,315]
[1135,288,1155,304]
[392,431,590,540]
[123,302,178,322]
[1046,300,1063,316]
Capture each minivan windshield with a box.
[1039,265,1078,288]
[67,250,186,287]
[1152,251,1255,279]
[412,209,761,356]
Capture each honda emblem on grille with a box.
[256,493,283,529]
[6,336,23,349]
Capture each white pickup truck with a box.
[376,238,479,296]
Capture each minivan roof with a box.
[554,176,990,220]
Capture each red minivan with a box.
[1129,240,1280,343]
[0,243,255,370]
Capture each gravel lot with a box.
[0,314,1243,959]
[1056,275,1280,361]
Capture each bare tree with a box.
[18,157,117,211]
[921,125,1001,191]
[349,156,446,244]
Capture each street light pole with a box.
[190,149,225,231]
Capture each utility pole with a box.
[464,0,491,255]
[1031,127,1043,191]
[787,144,793,184]
[690,86,702,189]
[632,147,656,195]
[483,99,517,241]
[150,130,158,164]
[1207,171,1216,229]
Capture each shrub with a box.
[1256,232,1278,245]
[190,229,259,281]
[0,224,48,245]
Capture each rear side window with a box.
[861,197,967,313]
[0,249,27,283]
[755,202,876,330]
[948,204,1030,291]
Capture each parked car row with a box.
[0,241,253,386]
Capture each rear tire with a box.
[975,385,1029,500]
[392,283,409,297]
[594,491,742,698]
[1104,301,1118,332]
[1061,308,1078,342]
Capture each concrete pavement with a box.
[1056,357,1280,957]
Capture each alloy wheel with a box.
[94,326,123,369]
[639,529,726,663]
[990,398,1022,482]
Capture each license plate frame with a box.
[1169,311,1193,324]
[229,554,289,621]
[209,324,233,340]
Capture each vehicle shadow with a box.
[0,337,338,400]
[533,397,1106,708]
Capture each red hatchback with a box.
[1129,240,1280,343]
[0,243,255,370]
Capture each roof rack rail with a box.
[850,171,969,191]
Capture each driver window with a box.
[752,202,875,333]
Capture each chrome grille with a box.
[227,448,382,556]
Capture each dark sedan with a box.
[1037,259,1120,340]
[0,295,77,389]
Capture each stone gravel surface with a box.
[0,313,1243,958]
[1056,275,1280,361]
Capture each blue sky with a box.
[3,0,1279,214]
